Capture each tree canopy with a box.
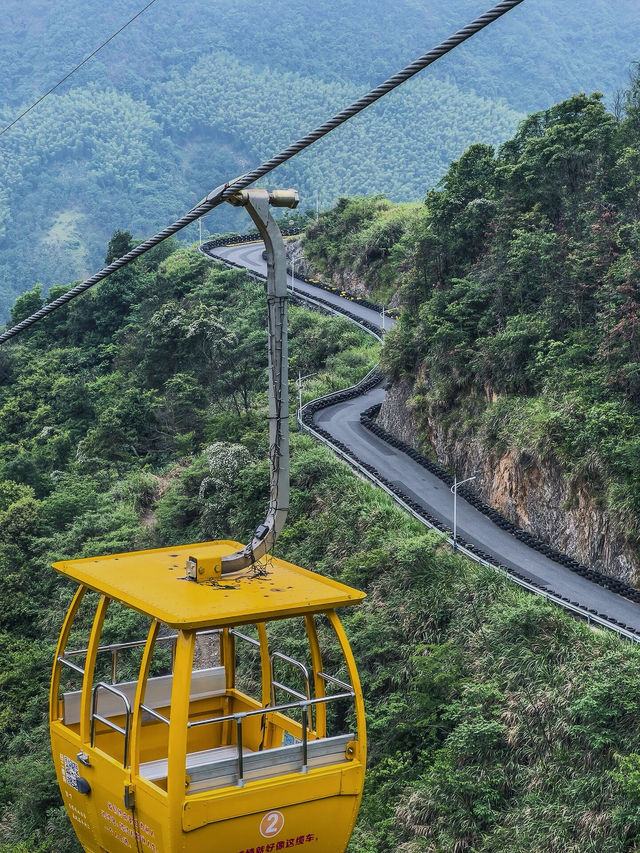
[2,0,640,315]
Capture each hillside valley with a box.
[4,238,640,852]
[2,0,640,314]
[5,5,640,852]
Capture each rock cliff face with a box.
[378,380,640,584]
[292,241,375,298]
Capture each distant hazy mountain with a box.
[0,0,638,313]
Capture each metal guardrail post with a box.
[90,682,132,766]
[236,716,244,786]
[203,238,640,646]
[301,418,640,645]
[301,704,309,773]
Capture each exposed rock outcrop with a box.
[378,380,640,585]
[290,241,376,298]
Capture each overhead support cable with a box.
[0,0,526,345]
[0,0,162,140]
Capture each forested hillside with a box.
[2,0,640,313]
[4,242,640,852]
[0,240,378,849]
[302,76,640,579]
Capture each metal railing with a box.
[186,689,355,785]
[138,703,170,725]
[61,633,177,684]
[208,236,640,647]
[289,288,383,341]
[230,628,260,649]
[67,676,355,779]
[204,244,385,343]
[270,651,313,730]
[90,682,132,766]
[138,675,355,786]
[299,413,640,645]
[58,655,85,676]
[318,672,353,692]
[59,628,222,684]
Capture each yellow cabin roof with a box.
[52,540,365,629]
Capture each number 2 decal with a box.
[260,810,284,838]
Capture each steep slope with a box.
[4,238,640,851]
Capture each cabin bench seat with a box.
[138,733,354,793]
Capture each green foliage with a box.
[4,229,640,853]
[306,78,640,538]
[10,284,43,326]
[0,236,381,849]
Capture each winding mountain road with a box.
[207,241,640,638]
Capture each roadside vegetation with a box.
[303,73,640,560]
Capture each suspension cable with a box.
[0,0,526,345]
[0,0,162,140]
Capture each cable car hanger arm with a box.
[186,189,298,580]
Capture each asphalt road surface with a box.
[208,241,640,634]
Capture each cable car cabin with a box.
[50,540,366,853]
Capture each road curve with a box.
[207,241,640,637]
[212,241,392,334]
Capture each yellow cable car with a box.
[50,540,366,853]
[49,188,366,851]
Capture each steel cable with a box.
[0,0,162,141]
[0,0,526,345]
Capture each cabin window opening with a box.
[313,613,356,739]
[57,589,101,701]
[266,617,313,709]
[88,600,152,765]
[231,623,263,704]
[91,599,149,687]
[179,615,358,794]
[148,624,176,679]
[133,622,175,783]
[185,628,226,740]
[194,627,222,670]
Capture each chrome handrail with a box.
[187,690,353,730]
[64,629,221,684]
[139,704,170,725]
[90,682,132,766]
[65,634,175,658]
[65,628,221,658]
[57,655,85,676]
[230,628,261,648]
[270,651,312,730]
[187,690,354,786]
[318,672,354,692]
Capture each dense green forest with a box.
[2,0,640,313]
[4,240,640,852]
[302,77,640,568]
